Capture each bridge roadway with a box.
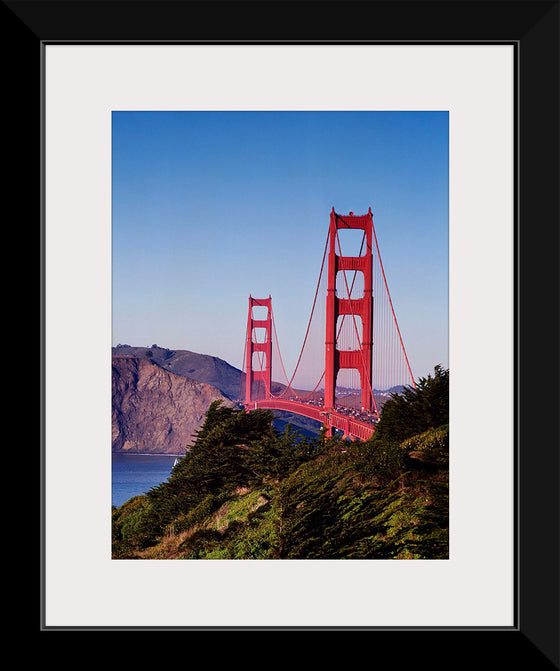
[244,398,376,441]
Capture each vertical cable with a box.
[371,218,416,389]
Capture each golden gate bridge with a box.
[240,207,416,440]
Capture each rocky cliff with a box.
[112,356,235,455]
[112,345,243,401]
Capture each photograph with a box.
[110,110,450,561]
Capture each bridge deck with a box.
[246,398,376,441]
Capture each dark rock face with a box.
[112,345,243,401]
[112,356,235,455]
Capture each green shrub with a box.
[112,496,161,549]
[375,365,449,443]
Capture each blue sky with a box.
[112,111,448,382]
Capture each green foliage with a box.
[246,424,328,481]
[172,492,229,535]
[353,437,406,484]
[112,495,161,551]
[276,433,448,560]
[401,424,449,469]
[112,371,449,560]
[171,488,281,559]
[142,402,279,523]
[374,365,449,443]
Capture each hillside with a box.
[112,356,234,454]
[112,366,449,560]
[113,344,243,401]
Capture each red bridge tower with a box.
[324,207,374,413]
[245,295,272,405]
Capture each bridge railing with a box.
[245,397,376,441]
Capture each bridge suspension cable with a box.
[371,217,416,390]
[270,224,371,403]
[264,230,330,401]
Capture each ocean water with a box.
[112,453,180,508]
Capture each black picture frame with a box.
[20,0,557,661]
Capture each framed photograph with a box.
[26,0,558,657]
